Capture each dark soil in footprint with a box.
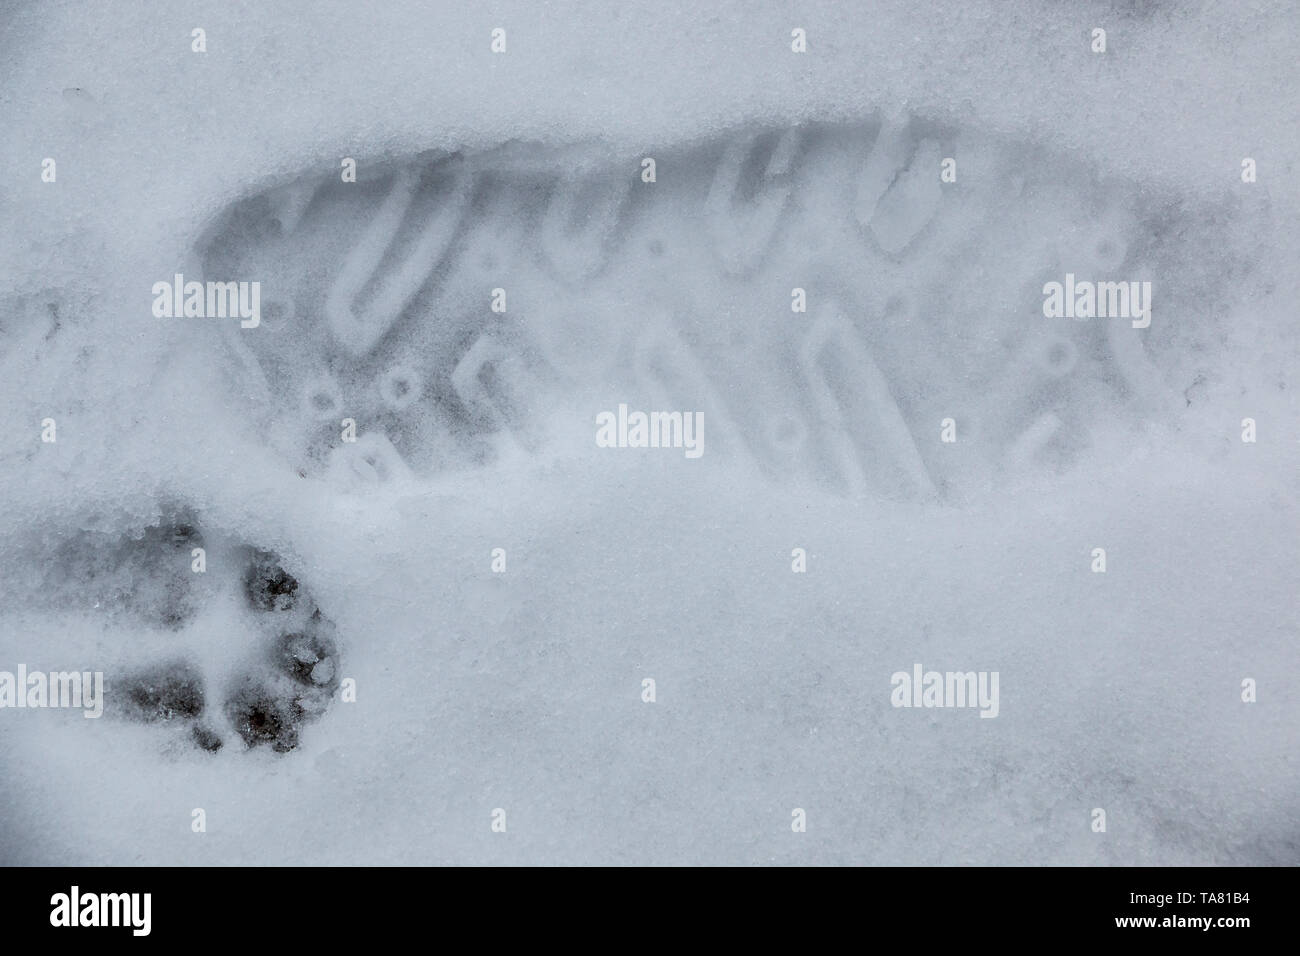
[191,724,224,753]
[226,550,341,753]
[42,511,206,630]
[280,611,340,690]
[120,660,205,722]
[243,548,301,612]
[225,682,302,754]
[59,524,342,755]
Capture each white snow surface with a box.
[0,0,1296,864]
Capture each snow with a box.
[0,0,1297,864]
